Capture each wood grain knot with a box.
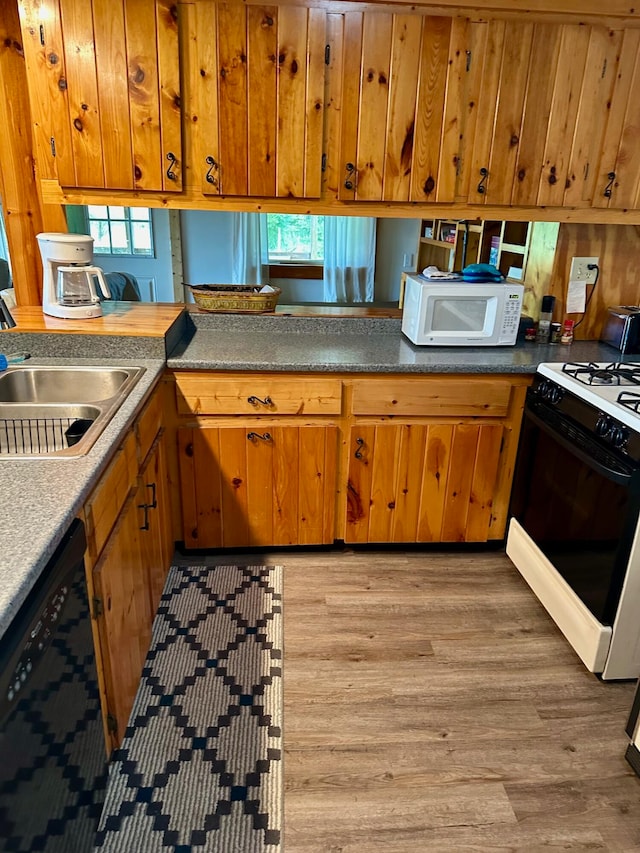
[232,477,243,489]
[134,165,142,180]
[81,103,88,111]
[58,77,67,91]
[510,134,519,147]
[263,15,274,26]
[423,176,435,195]
[367,70,374,82]
[132,66,145,85]
[517,168,525,181]
[291,59,299,74]
[200,68,206,77]
[378,73,387,85]
[48,51,58,64]
[73,117,83,132]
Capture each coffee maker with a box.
[37,232,111,319]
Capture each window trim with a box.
[83,206,155,258]
[268,263,324,280]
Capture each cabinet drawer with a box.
[84,432,137,561]
[136,386,163,463]
[350,378,512,417]
[175,374,342,416]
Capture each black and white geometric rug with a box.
[94,564,283,852]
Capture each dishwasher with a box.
[0,519,107,852]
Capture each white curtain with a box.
[324,216,376,303]
[231,212,269,285]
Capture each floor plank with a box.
[176,547,640,851]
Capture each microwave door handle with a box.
[525,406,633,487]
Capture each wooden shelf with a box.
[420,237,456,250]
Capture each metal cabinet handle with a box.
[146,481,157,509]
[604,171,616,198]
[205,155,220,189]
[354,437,365,459]
[247,395,273,407]
[166,151,178,181]
[476,167,488,194]
[344,162,357,191]
[247,432,272,442]
[138,502,150,531]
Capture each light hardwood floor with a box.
[181,547,640,851]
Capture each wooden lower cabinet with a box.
[85,403,174,752]
[92,487,154,751]
[345,422,503,544]
[178,424,338,548]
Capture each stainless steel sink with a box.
[0,366,140,404]
[0,366,145,458]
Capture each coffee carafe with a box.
[36,232,111,319]
[56,265,110,307]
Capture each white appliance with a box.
[401,274,523,346]
[37,232,110,319]
[507,361,640,679]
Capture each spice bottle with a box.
[561,319,575,345]
[536,295,556,344]
[550,322,562,344]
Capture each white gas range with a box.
[507,361,640,680]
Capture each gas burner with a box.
[618,391,640,414]
[562,362,640,386]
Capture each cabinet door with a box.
[178,425,337,548]
[92,492,153,749]
[593,29,640,210]
[139,433,173,616]
[19,0,182,191]
[195,2,325,197]
[345,423,503,544]
[339,11,473,203]
[537,24,620,208]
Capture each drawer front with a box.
[84,431,137,561]
[175,374,342,416]
[136,386,163,463]
[351,378,512,417]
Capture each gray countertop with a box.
[0,356,165,636]
[168,314,625,373]
[2,312,634,641]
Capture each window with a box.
[84,206,154,257]
[266,214,324,279]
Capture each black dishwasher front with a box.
[0,519,107,852]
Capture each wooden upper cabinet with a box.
[337,11,472,203]
[593,28,640,210]
[18,0,182,192]
[194,1,326,198]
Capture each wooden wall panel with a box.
[156,0,182,191]
[18,0,75,186]
[511,23,561,207]
[304,8,326,199]
[125,0,163,191]
[59,0,105,187]
[217,3,248,195]
[92,0,133,190]
[355,13,392,200]
[548,223,640,339]
[247,5,277,197]
[276,6,308,198]
[337,12,363,201]
[0,0,58,306]
[382,15,421,202]
[537,24,590,206]
[410,15,450,202]
[194,0,220,194]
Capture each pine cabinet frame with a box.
[83,385,173,753]
[172,370,530,550]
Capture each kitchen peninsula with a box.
[0,303,624,635]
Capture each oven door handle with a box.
[526,406,634,487]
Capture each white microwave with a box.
[401,274,524,346]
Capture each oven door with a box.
[507,391,640,678]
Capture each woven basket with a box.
[189,284,281,314]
